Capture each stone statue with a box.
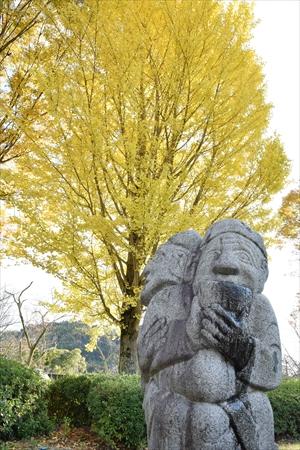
[137,219,281,450]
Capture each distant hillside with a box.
[47,321,119,372]
[0,321,119,372]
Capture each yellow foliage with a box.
[278,189,300,250]
[2,0,289,340]
[0,0,45,170]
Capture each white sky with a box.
[250,0,300,362]
[1,1,299,360]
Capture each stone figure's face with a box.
[195,233,267,293]
[141,243,190,304]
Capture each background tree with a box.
[45,321,119,372]
[2,0,289,372]
[278,188,300,251]
[282,296,300,378]
[283,296,300,378]
[4,282,59,367]
[0,289,13,339]
[0,319,119,372]
[42,347,87,375]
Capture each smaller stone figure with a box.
[139,230,202,381]
[138,219,281,450]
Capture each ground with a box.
[280,444,300,450]
[0,428,299,450]
[0,428,115,450]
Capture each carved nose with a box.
[213,263,239,275]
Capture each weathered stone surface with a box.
[138,219,281,450]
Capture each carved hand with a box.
[200,304,254,371]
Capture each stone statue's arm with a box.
[137,312,167,378]
[138,316,195,379]
[238,294,282,391]
[137,292,196,380]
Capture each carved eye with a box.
[155,250,166,260]
[206,250,220,260]
[237,250,253,265]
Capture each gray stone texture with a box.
[138,220,281,450]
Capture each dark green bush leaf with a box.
[0,357,53,441]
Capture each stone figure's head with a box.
[194,219,268,294]
[141,230,202,306]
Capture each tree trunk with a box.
[118,305,141,374]
[19,339,23,363]
[118,231,143,373]
[27,348,35,367]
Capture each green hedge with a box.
[0,358,54,441]
[47,373,146,448]
[86,376,299,447]
[87,374,146,449]
[1,361,296,446]
[47,375,92,427]
[42,372,300,447]
[268,378,300,440]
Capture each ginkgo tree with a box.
[0,0,45,198]
[3,0,289,372]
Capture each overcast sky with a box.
[1,1,299,361]
[251,0,300,362]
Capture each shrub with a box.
[47,375,92,427]
[268,378,300,440]
[45,372,300,446]
[88,374,146,449]
[0,357,53,441]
